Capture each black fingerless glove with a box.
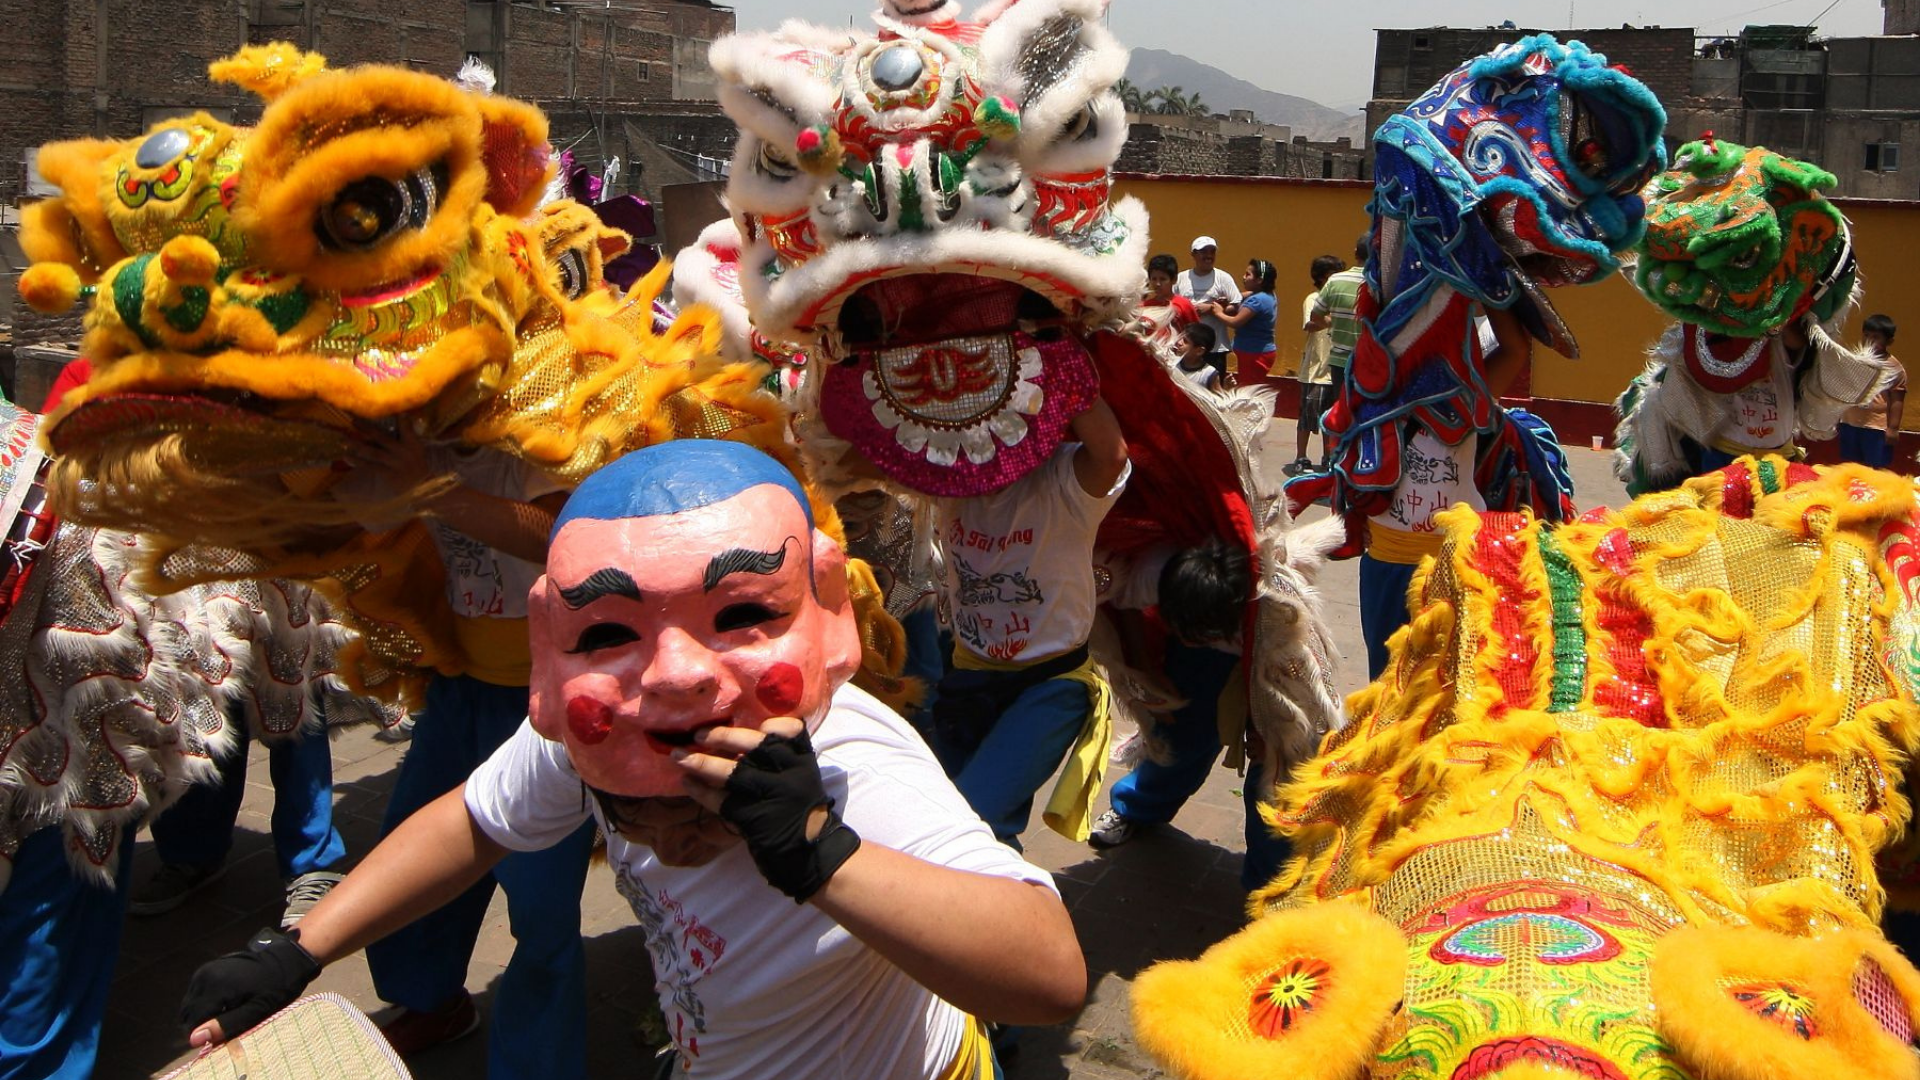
[720,730,862,903]
[179,926,322,1038]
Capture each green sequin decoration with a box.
[1538,527,1587,713]
[251,288,311,334]
[1758,458,1780,495]
[896,168,925,232]
[163,285,211,334]
[112,255,162,349]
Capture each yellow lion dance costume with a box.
[18,44,908,704]
[1135,457,1920,1080]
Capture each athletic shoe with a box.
[1087,809,1140,849]
[1282,457,1312,477]
[380,991,480,1056]
[280,869,345,930]
[127,861,227,916]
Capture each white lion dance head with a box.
[676,0,1147,496]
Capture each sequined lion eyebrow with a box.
[557,567,643,609]
[702,538,795,593]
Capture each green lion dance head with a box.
[1632,136,1856,337]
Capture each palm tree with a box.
[1113,77,1148,114]
[1147,85,1184,115]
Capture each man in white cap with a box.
[1174,236,1241,380]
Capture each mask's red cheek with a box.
[755,662,805,715]
[567,696,615,745]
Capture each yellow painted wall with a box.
[1114,176,1920,422]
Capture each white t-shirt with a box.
[1176,362,1221,391]
[1723,353,1795,451]
[1174,267,1241,352]
[1370,428,1485,535]
[425,447,565,619]
[464,683,1056,1080]
[940,444,1129,664]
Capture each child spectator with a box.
[1839,314,1905,469]
[1173,324,1223,392]
[1288,255,1346,476]
[1131,253,1200,364]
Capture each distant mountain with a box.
[1126,48,1365,143]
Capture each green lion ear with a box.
[1760,152,1838,195]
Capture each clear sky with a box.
[732,0,1891,112]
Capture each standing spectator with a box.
[1838,314,1905,469]
[1288,255,1345,476]
[1131,253,1200,364]
[1175,237,1241,381]
[1211,260,1280,388]
[1305,234,1370,396]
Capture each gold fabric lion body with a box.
[1135,459,1920,1080]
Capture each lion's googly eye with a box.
[317,164,444,252]
[1062,103,1099,143]
[555,249,588,298]
[757,143,800,181]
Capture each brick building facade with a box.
[0,0,737,208]
[1118,111,1368,180]
[1365,23,1920,201]
[1888,0,1920,35]
[0,0,738,378]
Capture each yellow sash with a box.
[1367,522,1446,566]
[937,1016,998,1080]
[452,615,533,686]
[1710,435,1803,461]
[949,646,1113,843]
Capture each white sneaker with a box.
[281,869,345,930]
[1087,809,1139,849]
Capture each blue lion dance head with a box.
[1292,34,1668,549]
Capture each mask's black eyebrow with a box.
[703,538,794,592]
[557,567,643,609]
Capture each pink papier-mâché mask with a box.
[528,481,861,798]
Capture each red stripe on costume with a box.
[1590,528,1666,727]
[1473,513,1541,713]
[1720,462,1755,520]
